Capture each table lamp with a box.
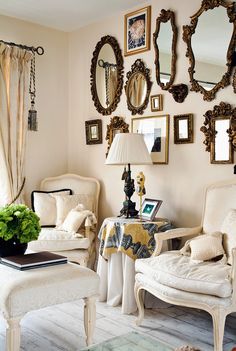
[105,133,152,218]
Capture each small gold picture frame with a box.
[173,114,194,144]
[150,94,163,112]
[124,6,151,56]
[85,119,102,145]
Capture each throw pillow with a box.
[53,194,94,226]
[59,209,87,234]
[31,189,72,227]
[189,232,225,261]
[221,209,236,265]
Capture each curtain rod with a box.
[0,39,44,55]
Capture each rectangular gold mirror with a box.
[132,115,169,164]
[174,114,193,144]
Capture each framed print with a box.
[140,198,163,221]
[85,119,102,145]
[174,114,194,144]
[150,94,163,112]
[124,6,151,56]
[132,115,169,164]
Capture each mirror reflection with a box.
[96,44,117,108]
[127,73,147,108]
[214,119,230,162]
[192,7,232,91]
[156,21,172,85]
[179,120,188,139]
[90,35,124,115]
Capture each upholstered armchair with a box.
[28,174,100,268]
[135,179,236,351]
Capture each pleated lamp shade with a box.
[105,133,152,165]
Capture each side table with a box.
[97,216,172,314]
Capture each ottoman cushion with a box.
[0,263,99,319]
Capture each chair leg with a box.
[6,318,21,351]
[84,296,96,346]
[211,308,226,351]
[134,281,145,326]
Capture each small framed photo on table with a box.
[140,198,163,221]
[124,6,151,56]
[85,119,102,145]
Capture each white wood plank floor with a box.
[0,300,235,351]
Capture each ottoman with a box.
[0,262,100,351]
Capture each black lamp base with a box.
[119,199,139,218]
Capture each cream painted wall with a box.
[0,15,69,205]
[68,0,236,227]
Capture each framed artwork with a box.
[85,119,102,145]
[173,114,194,144]
[150,94,163,112]
[132,115,170,164]
[124,6,151,56]
[140,198,163,221]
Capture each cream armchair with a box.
[28,173,100,268]
[135,179,236,351]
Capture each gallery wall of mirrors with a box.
[89,0,236,164]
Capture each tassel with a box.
[28,101,38,131]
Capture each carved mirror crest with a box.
[124,59,152,115]
[106,116,129,157]
[153,9,178,91]
[200,102,236,164]
[183,0,236,101]
[90,35,124,115]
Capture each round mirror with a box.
[90,36,124,115]
[125,59,152,115]
[153,9,177,90]
[183,0,236,101]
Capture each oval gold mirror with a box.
[153,9,177,90]
[200,102,236,164]
[125,59,152,115]
[90,35,124,115]
[183,0,236,101]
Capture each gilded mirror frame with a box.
[153,9,178,91]
[90,35,124,115]
[183,0,236,101]
[174,114,194,144]
[106,116,129,157]
[124,59,152,115]
[200,102,236,164]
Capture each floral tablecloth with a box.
[98,217,172,260]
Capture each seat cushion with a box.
[28,228,92,251]
[135,251,232,298]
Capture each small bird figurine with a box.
[136,172,146,221]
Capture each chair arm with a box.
[231,248,236,303]
[152,226,202,256]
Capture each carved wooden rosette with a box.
[90,35,124,115]
[105,116,129,157]
[169,84,188,103]
[200,102,236,163]
[124,59,152,115]
[153,9,178,91]
[182,0,236,101]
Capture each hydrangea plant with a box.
[0,204,40,244]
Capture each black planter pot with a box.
[0,238,27,257]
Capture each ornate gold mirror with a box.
[106,116,129,157]
[125,59,152,115]
[200,102,236,164]
[153,9,178,90]
[90,36,124,115]
[174,114,194,144]
[183,0,236,101]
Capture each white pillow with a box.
[53,194,94,226]
[59,209,87,234]
[221,209,236,265]
[189,232,225,261]
[32,189,71,226]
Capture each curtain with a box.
[107,67,117,106]
[0,43,32,206]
